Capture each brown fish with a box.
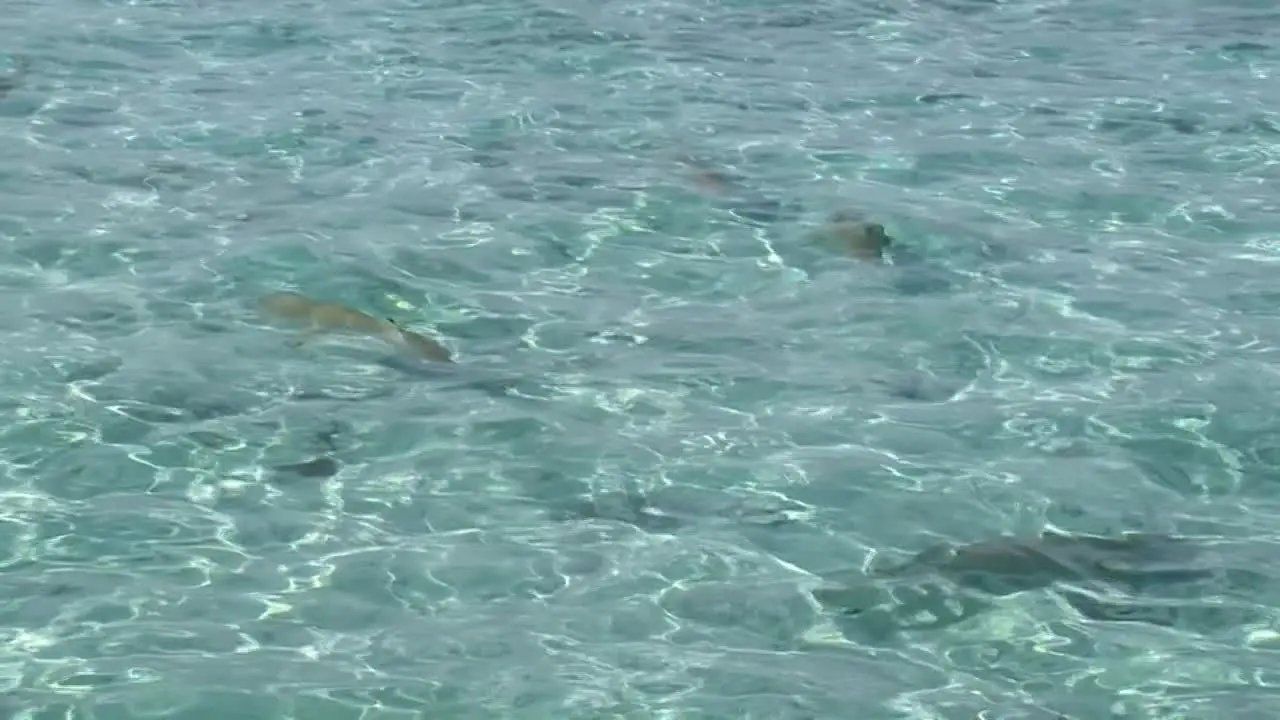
[687,163,734,194]
[673,152,736,194]
[258,291,453,363]
[810,209,894,262]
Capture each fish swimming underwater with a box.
[800,207,965,295]
[676,153,802,226]
[258,291,454,364]
[807,209,896,263]
[674,153,961,292]
[678,154,735,195]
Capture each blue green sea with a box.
[3,0,1280,717]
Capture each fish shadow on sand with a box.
[554,491,686,533]
[372,353,554,402]
[813,530,1274,641]
[272,455,341,480]
[676,154,808,226]
[268,422,344,482]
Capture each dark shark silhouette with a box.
[870,530,1215,594]
[814,530,1272,636]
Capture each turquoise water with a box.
[2,0,1280,717]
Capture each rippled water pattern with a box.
[2,0,1280,717]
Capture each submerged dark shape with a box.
[867,371,958,402]
[872,531,1213,595]
[373,354,534,400]
[676,154,802,225]
[811,211,960,294]
[811,530,1273,639]
[0,56,28,98]
[726,195,798,226]
[679,155,735,195]
[808,209,895,263]
[272,456,341,478]
[555,491,683,532]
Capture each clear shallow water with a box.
[1,0,1280,717]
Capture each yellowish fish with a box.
[258,291,454,363]
[810,210,894,263]
[685,161,734,194]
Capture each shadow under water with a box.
[271,455,340,479]
[873,531,1217,594]
[268,421,345,481]
[553,490,685,533]
[813,531,1274,641]
[373,354,547,400]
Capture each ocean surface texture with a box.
[2,0,1280,718]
